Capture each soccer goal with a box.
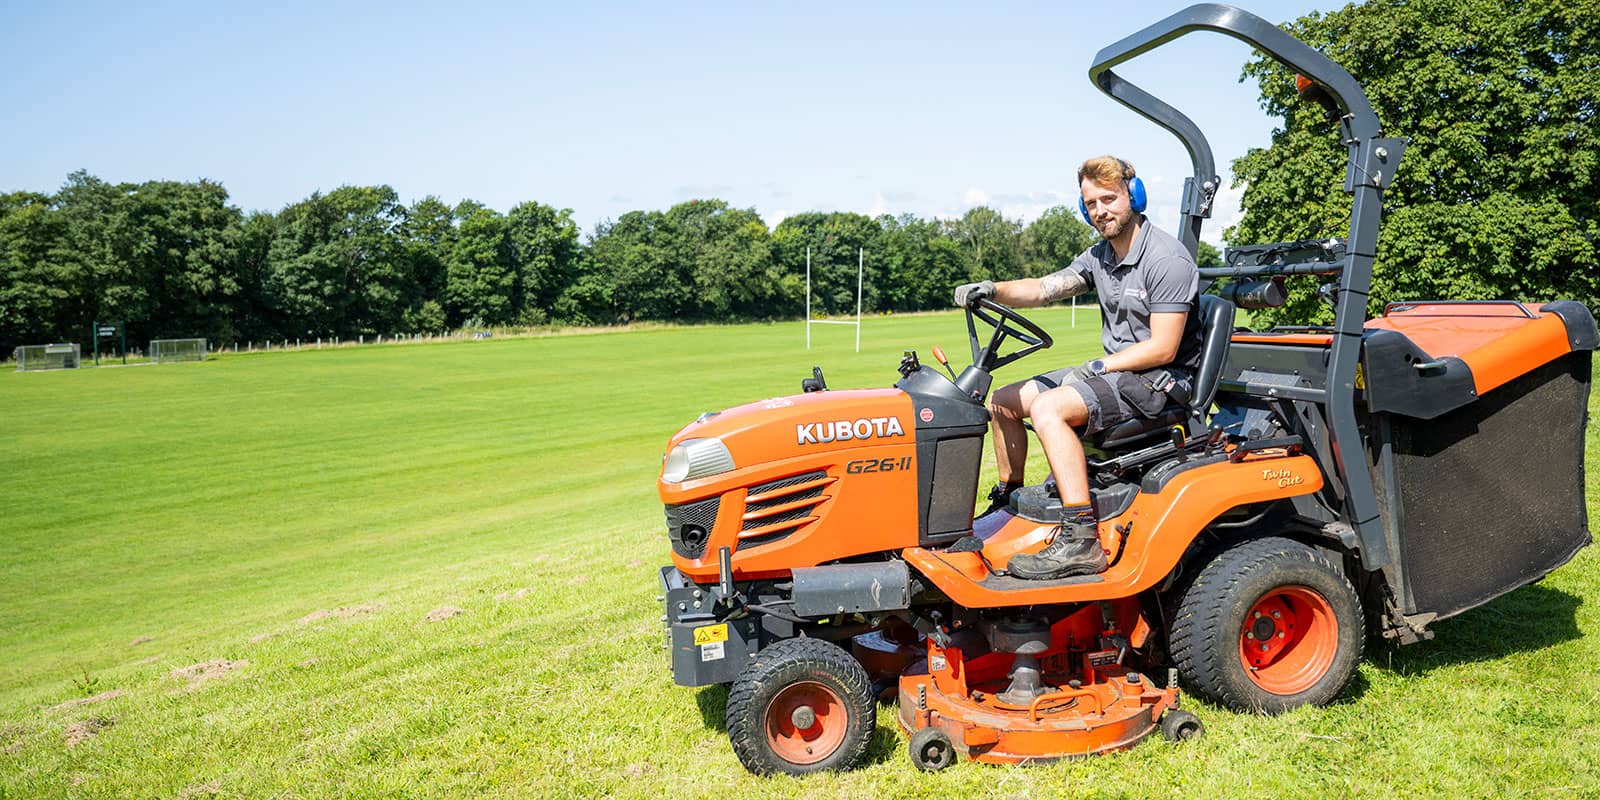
[805,246,864,352]
[14,343,81,372]
[150,338,207,363]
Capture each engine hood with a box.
[665,388,915,464]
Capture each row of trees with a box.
[7,0,1598,356]
[0,174,1113,355]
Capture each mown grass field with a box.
[2,308,1597,799]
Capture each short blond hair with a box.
[1078,155,1136,187]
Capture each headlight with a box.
[661,438,735,483]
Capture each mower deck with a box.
[897,668,1179,765]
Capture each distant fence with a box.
[150,338,207,364]
[14,343,81,372]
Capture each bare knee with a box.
[1031,387,1088,430]
[989,381,1030,421]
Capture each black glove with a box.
[953,281,996,308]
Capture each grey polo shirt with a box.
[1056,215,1202,370]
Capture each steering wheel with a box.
[965,298,1053,372]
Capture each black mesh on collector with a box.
[1386,352,1592,619]
[665,496,720,560]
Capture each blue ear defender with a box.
[1078,166,1148,225]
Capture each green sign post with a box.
[92,320,125,365]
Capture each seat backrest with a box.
[1190,294,1237,414]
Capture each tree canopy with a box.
[14,1,1597,360]
[1231,0,1600,324]
[0,176,1107,356]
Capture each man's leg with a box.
[1005,384,1107,579]
[988,379,1045,485]
[1026,386,1092,505]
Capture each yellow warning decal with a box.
[1354,364,1366,390]
[693,624,729,646]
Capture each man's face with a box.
[1080,178,1136,239]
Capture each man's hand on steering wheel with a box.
[953,281,996,308]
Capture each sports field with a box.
[2,309,1597,798]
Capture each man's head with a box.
[1077,156,1146,241]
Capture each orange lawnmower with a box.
[657,4,1596,775]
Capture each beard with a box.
[1095,206,1136,240]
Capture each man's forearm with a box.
[990,278,1045,308]
[991,271,1089,308]
[1101,339,1180,373]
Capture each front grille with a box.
[750,471,827,496]
[665,496,720,560]
[745,485,824,513]
[740,470,831,549]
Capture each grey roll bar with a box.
[1086,4,1409,570]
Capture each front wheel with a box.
[1169,537,1364,713]
[725,637,876,775]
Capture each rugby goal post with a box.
[150,338,207,363]
[805,246,863,352]
[14,343,81,372]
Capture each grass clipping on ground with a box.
[0,311,1596,798]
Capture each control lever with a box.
[929,345,958,379]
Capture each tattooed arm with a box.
[1038,269,1089,302]
[985,268,1089,308]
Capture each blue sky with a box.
[2,1,1332,245]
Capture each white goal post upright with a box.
[804,246,863,352]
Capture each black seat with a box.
[1087,294,1236,450]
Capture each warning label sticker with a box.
[693,623,728,646]
[701,641,725,661]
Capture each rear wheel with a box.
[1169,537,1363,713]
[725,637,875,775]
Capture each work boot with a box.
[979,481,1021,517]
[1006,521,1107,580]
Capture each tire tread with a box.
[725,637,875,775]
[1168,536,1364,713]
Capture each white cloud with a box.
[1207,181,1246,246]
[962,186,990,206]
[1140,180,1244,249]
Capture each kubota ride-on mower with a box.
[657,4,1597,775]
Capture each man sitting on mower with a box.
[953,156,1203,579]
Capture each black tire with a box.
[1160,709,1204,742]
[908,726,956,772]
[725,637,876,776]
[1169,537,1364,713]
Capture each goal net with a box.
[150,338,207,363]
[14,343,81,372]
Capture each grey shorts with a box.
[1030,367,1182,434]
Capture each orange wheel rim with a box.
[764,681,847,765]
[1239,586,1338,695]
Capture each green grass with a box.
[1,308,1596,799]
